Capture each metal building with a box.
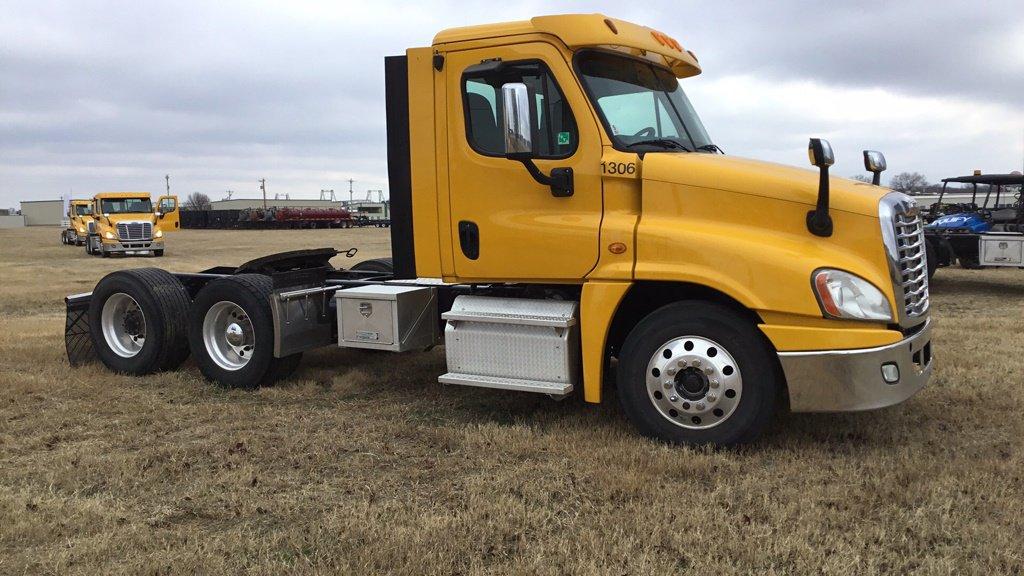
[19,200,63,226]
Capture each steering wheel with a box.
[632,127,656,137]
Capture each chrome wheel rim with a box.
[101,292,146,358]
[646,336,743,430]
[203,301,254,371]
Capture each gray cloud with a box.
[1,0,1022,208]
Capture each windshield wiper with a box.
[625,139,691,152]
[695,143,725,154]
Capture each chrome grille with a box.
[879,193,929,327]
[894,212,929,317]
[116,221,152,241]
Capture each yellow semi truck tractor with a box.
[61,200,94,246]
[65,15,933,446]
[84,192,180,257]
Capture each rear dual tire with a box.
[88,269,192,375]
[188,274,302,389]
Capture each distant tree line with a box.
[847,171,1021,201]
[182,192,212,211]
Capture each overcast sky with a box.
[2,0,1023,208]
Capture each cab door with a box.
[445,43,603,281]
[156,195,180,231]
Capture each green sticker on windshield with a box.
[557,131,571,145]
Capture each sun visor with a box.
[531,14,701,78]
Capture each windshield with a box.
[74,204,91,216]
[101,198,152,214]
[577,51,712,152]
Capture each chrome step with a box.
[439,372,573,395]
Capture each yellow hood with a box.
[104,213,157,225]
[642,153,887,217]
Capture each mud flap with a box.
[65,293,96,366]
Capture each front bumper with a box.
[101,240,164,253]
[778,319,933,412]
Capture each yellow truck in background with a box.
[84,192,180,257]
[61,200,94,246]
[65,14,933,446]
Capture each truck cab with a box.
[394,14,932,416]
[68,14,933,446]
[85,192,179,257]
[62,200,94,246]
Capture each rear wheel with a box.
[350,258,394,275]
[188,274,302,389]
[617,301,780,446]
[88,268,192,374]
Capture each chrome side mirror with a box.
[807,138,835,168]
[501,82,532,158]
[863,150,886,185]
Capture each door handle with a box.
[458,221,479,260]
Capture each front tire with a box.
[617,301,780,446]
[88,268,192,375]
[188,274,302,389]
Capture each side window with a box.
[159,197,177,213]
[462,61,578,158]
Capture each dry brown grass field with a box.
[1,225,1023,574]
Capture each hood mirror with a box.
[806,138,834,237]
[863,150,886,185]
[808,138,834,168]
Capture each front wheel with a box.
[617,301,780,446]
[188,274,302,389]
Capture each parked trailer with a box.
[65,14,933,446]
[180,209,243,229]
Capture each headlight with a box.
[104,231,116,240]
[76,227,85,233]
[812,269,893,322]
[154,229,163,238]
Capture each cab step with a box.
[438,373,573,395]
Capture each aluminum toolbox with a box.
[334,285,438,352]
[979,234,1024,266]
